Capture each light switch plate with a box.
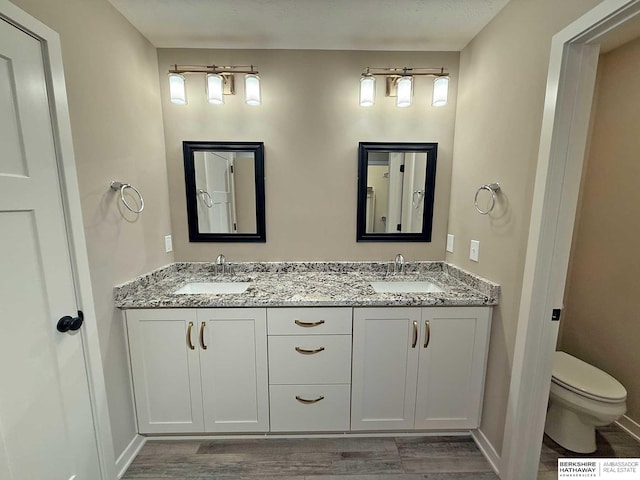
[446,234,455,253]
[470,240,480,262]
[164,235,173,253]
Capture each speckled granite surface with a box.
[114,262,500,309]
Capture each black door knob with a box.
[57,311,84,333]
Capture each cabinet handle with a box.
[295,395,324,404]
[424,320,431,348]
[186,321,195,350]
[412,321,418,348]
[294,319,325,327]
[295,346,325,355]
[200,321,208,350]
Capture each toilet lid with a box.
[552,351,627,402]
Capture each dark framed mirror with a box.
[184,141,266,242]
[357,142,437,242]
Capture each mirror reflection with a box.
[357,142,437,242]
[194,151,256,234]
[184,142,266,242]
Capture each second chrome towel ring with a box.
[110,181,144,214]
[474,183,500,215]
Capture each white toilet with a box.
[545,351,627,453]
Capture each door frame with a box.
[502,1,640,478]
[0,2,116,478]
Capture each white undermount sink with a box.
[370,281,444,294]
[173,282,251,295]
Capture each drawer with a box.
[268,335,352,385]
[269,384,350,432]
[267,308,352,335]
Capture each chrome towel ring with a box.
[110,181,144,214]
[474,183,500,215]
[198,189,213,208]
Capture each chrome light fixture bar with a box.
[359,67,449,108]
[168,64,261,106]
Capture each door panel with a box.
[351,308,420,430]
[0,17,100,480]
[198,309,269,432]
[415,307,491,429]
[126,309,204,434]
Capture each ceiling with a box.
[107,0,511,51]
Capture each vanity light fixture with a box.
[244,73,261,106]
[359,70,376,107]
[168,64,260,106]
[359,67,449,108]
[168,73,187,105]
[396,76,413,108]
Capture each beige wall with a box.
[446,0,602,454]
[158,49,459,261]
[10,0,173,459]
[559,37,640,425]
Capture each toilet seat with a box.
[552,351,626,404]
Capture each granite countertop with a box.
[114,262,500,309]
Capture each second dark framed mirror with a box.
[357,142,437,242]
[184,141,266,242]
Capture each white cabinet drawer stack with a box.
[267,307,352,432]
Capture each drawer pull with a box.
[295,346,325,355]
[412,321,418,348]
[424,320,431,348]
[200,321,208,350]
[295,395,325,404]
[186,321,195,350]
[294,319,325,327]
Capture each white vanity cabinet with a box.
[125,308,269,434]
[267,308,352,432]
[351,306,491,431]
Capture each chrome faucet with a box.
[215,254,227,274]
[394,253,405,275]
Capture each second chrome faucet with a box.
[393,253,405,275]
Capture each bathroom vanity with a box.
[115,262,499,436]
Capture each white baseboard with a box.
[471,428,501,476]
[116,434,146,479]
[616,415,640,442]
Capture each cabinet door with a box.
[198,308,269,432]
[351,307,421,430]
[414,306,491,429]
[126,309,204,434]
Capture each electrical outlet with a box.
[164,235,173,253]
[470,240,480,262]
[446,234,455,253]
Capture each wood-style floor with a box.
[122,435,499,479]
[538,425,640,480]
[122,425,640,479]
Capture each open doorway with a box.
[501,1,640,479]
[538,33,640,478]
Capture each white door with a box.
[351,307,420,430]
[198,309,269,432]
[0,17,101,480]
[206,152,237,233]
[125,309,204,434]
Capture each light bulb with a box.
[396,76,413,108]
[359,75,375,107]
[245,74,261,106]
[168,73,186,105]
[207,73,224,104]
[432,76,449,107]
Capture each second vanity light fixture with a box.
[359,67,449,108]
[168,64,261,106]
